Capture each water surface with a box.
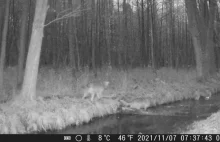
[47,94,220,134]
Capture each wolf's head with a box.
[103,81,109,87]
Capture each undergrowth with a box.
[1,66,220,133]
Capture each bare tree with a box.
[185,0,217,77]
[67,1,76,72]
[17,0,29,89]
[20,0,48,101]
[123,0,128,68]
[140,0,147,66]
[0,0,10,95]
[117,0,122,67]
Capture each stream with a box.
[46,94,220,134]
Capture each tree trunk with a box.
[185,0,217,77]
[17,0,29,89]
[68,17,76,70]
[0,0,10,95]
[159,0,164,66]
[0,3,4,46]
[140,0,146,67]
[149,0,155,69]
[91,0,96,71]
[106,0,112,66]
[123,0,128,68]
[117,0,122,67]
[75,23,80,70]
[21,0,48,101]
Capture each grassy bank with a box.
[182,109,220,134]
[1,66,220,134]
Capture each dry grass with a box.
[1,66,220,133]
[0,97,120,134]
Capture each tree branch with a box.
[44,7,91,27]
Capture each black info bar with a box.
[1,134,220,142]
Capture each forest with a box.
[1,0,220,134]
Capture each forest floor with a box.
[1,66,220,134]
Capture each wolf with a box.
[82,81,110,101]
